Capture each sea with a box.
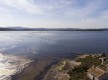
[0,31,108,58]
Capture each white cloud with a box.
[68,11,108,29]
[0,7,13,18]
[63,0,104,19]
[0,0,76,15]
[0,0,44,14]
[0,0,108,28]
[100,10,108,20]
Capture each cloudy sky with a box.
[0,0,108,28]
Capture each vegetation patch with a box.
[68,54,102,80]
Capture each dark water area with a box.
[0,31,108,59]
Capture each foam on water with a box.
[0,53,33,80]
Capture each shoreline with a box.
[0,53,33,80]
[11,58,60,80]
[10,53,88,80]
[11,60,36,80]
[34,61,58,80]
[43,53,107,80]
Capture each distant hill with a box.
[0,27,108,31]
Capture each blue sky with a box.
[0,0,108,28]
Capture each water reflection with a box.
[0,31,108,58]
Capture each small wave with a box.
[0,53,33,80]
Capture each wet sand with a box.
[11,58,58,80]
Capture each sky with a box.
[0,0,108,28]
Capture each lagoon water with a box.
[0,31,108,58]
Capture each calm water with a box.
[0,31,108,58]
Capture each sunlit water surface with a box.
[0,31,108,57]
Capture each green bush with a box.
[68,66,90,80]
[68,55,101,80]
[76,55,101,69]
